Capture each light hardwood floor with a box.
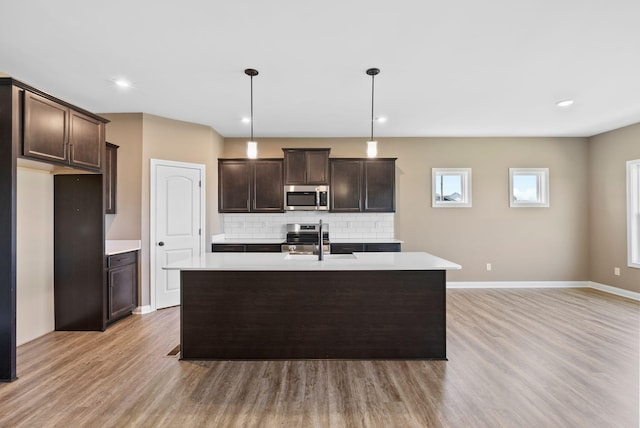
[1,288,638,427]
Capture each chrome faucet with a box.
[318,219,324,261]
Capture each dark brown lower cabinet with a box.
[181,269,446,360]
[211,243,282,253]
[54,174,105,331]
[107,251,138,323]
[331,242,401,254]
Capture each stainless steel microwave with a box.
[284,185,329,211]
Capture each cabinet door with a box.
[364,243,401,252]
[283,150,307,184]
[54,174,105,331]
[364,159,396,212]
[253,160,284,212]
[219,160,251,212]
[108,261,137,321]
[105,143,118,214]
[330,160,362,212]
[245,244,282,252]
[306,150,329,184]
[331,243,364,254]
[69,110,103,170]
[23,91,68,163]
[211,244,245,252]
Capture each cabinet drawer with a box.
[331,243,365,254]
[212,244,245,252]
[364,243,401,252]
[107,251,137,268]
[245,244,282,253]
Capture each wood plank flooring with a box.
[0,288,638,427]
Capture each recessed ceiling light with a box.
[375,116,387,123]
[115,79,131,88]
[556,99,574,108]
[241,117,252,124]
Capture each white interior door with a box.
[152,160,204,309]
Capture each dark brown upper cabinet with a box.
[23,90,105,171]
[330,159,362,211]
[218,159,284,213]
[283,148,330,185]
[330,158,396,213]
[23,91,68,163]
[68,110,103,170]
[105,142,118,214]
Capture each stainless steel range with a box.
[281,223,329,255]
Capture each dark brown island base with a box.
[167,252,461,360]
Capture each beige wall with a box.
[589,123,640,293]
[16,167,54,346]
[104,113,224,307]
[225,137,590,282]
[102,113,143,240]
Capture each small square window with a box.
[509,168,549,207]
[432,168,472,208]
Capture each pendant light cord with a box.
[250,74,254,141]
[366,68,380,141]
[370,72,375,141]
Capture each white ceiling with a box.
[1,0,639,138]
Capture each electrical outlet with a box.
[614,267,620,276]
[486,263,492,271]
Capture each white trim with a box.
[133,305,154,315]
[627,159,640,268]
[509,167,549,207]
[432,168,472,208]
[446,280,639,301]
[150,159,206,311]
[589,281,640,301]
[447,281,588,289]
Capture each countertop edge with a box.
[106,240,142,256]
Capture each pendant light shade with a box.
[245,68,259,159]
[246,141,258,158]
[367,140,378,158]
[366,68,380,158]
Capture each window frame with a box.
[627,159,640,269]
[431,168,472,208]
[509,168,549,208]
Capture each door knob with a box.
[158,242,165,246]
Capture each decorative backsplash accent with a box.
[222,212,394,240]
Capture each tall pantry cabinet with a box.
[54,174,105,331]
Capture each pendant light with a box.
[366,67,380,158]
[245,68,259,159]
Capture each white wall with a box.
[16,167,54,346]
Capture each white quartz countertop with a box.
[106,240,141,256]
[330,238,404,244]
[211,238,403,244]
[212,239,285,244]
[164,252,460,271]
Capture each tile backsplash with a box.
[222,212,395,240]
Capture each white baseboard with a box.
[447,281,589,289]
[447,281,639,301]
[589,281,640,301]
[133,305,154,315]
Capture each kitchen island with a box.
[164,252,461,360]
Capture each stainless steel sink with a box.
[284,253,356,261]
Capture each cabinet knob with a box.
[158,242,165,246]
